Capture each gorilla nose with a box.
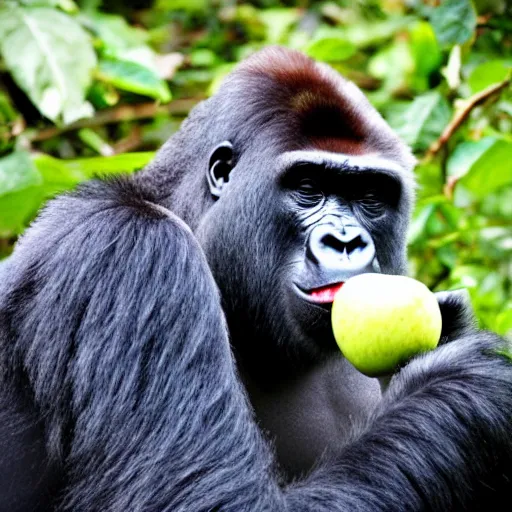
[306,223,376,276]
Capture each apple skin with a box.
[331,273,442,377]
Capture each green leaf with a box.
[343,16,416,49]
[496,307,512,339]
[33,154,85,194]
[408,202,436,245]
[0,152,155,234]
[189,49,219,68]
[35,153,155,179]
[409,21,442,88]
[368,40,414,98]
[31,152,154,198]
[19,0,77,11]
[393,92,452,151]
[0,151,42,197]
[0,4,96,124]
[447,137,497,178]
[0,151,43,236]
[459,139,512,197]
[467,60,511,94]
[97,58,172,102]
[155,0,208,11]
[305,37,356,62]
[260,8,300,45]
[429,0,477,46]
[89,13,148,54]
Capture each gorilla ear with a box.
[207,141,234,199]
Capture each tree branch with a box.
[26,98,202,143]
[426,78,511,159]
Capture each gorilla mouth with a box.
[309,282,344,304]
[295,282,344,305]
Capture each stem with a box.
[425,77,511,159]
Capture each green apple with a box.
[331,273,442,377]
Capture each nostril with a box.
[346,235,367,255]
[322,234,367,255]
[322,234,346,253]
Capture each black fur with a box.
[0,47,511,511]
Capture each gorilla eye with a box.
[294,178,324,207]
[358,192,386,218]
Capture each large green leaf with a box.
[392,92,452,151]
[0,151,43,236]
[45,152,154,176]
[429,0,477,46]
[0,150,42,197]
[259,8,299,45]
[97,59,172,102]
[89,13,148,54]
[459,139,512,197]
[0,151,154,237]
[447,137,497,178]
[467,60,511,94]
[409,21,442,89]
[305,37,356,63]
[0,3,96,124]
[155,0,208,11]
[34,152,154,182]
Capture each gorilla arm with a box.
[2,176,511,511]
[0,177,281,511]
[288,331,512,511]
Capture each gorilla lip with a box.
[308,283,344,304]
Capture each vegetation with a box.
[0,0,511,337]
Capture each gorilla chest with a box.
[247,356,381,479]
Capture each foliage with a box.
[0,0,511,337]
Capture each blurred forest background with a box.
[0,0,511,337]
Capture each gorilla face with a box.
[197,143,410,362]
[278,151,406,353]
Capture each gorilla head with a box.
[140,47,416,368]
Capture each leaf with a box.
[259,8,300,45]
[0,151,155,234]
[368,40,414,97]
[0,151,42,197]
[305,37,356,62]
[0,4,96,124]
[19,0,77,10]
[447,137,497,178]
[408,202,436,245]
[429,0,477,46]
[496,307,512,339]
[97,58,172,102]
[33,154,85,196]
[343,16,415,48]
[392,92,452,151]
[35,153,155,180]
[89,13,148,55]
[409,21,442,89]
[0,151,43,236]
[459,139,512,197]
[29,152,154,204]
[190,49,219,68]
[467,60,511,94]
[155,0,208,11]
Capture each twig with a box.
[112,126,143,154]
[426,78,511,159]
[27,98,202,143]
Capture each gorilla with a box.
[0,47,511,511]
